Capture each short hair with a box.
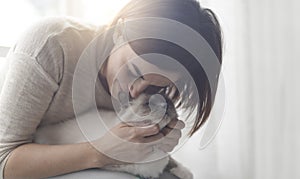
[108,0,223,136]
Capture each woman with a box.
[0,0,222,178]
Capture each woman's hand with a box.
[150,118,185,153]
[91,122,160,167]
[91,118,185,168]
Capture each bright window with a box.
[0,0,130,47]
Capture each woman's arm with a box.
[0,50,183,179]
[4,142,105,179]
[0,53,111,178]
[0,52,66,179]
[5,120,164,179]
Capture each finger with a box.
[161,127,172,136]
[142,132,165,143]
[157,144,174,153]
[167,119,185,129]
[161,128,182,139]
[126,120,152,127]
[129,78,150,98]
[142,129,181,144]
[133,124,160,138]
[149,134,180,147]
[161,127,181,139]
[158,137,179,146]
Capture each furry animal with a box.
[34,93,193,179]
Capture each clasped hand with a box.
[92,118,185,166]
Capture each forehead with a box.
[128,51,181,86]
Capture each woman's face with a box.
[103,43,179,100]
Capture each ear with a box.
[113,18,125,45]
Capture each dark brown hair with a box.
[108,0,223,136]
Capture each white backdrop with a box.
[173,0,300,179]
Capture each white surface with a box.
[48,169,138,179]
[48,169,178,179]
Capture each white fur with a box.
[34,94,193,178]
[106,156,169,178]
[170,162,194,179]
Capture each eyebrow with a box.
[131,62,172,88]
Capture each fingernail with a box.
[178,121,185,129]
[181,121,186,128]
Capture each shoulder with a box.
[10,17,98,84]
[13,17,97,57]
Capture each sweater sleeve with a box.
[0,53,59,179]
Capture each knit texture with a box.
[0,17,113,179]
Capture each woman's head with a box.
[102,43,180,99]
[103,0,223,136]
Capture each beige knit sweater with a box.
[0,17,114,179]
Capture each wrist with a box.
[83,142,111,168]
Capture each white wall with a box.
[173,0,300,179]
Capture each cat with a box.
[34,93,193,179]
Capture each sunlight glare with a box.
[83,0,130,25]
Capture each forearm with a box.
[3,142,107,179]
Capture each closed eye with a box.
[128,63,144,79]
[143,85,168,95]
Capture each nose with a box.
[128,78,150,98]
